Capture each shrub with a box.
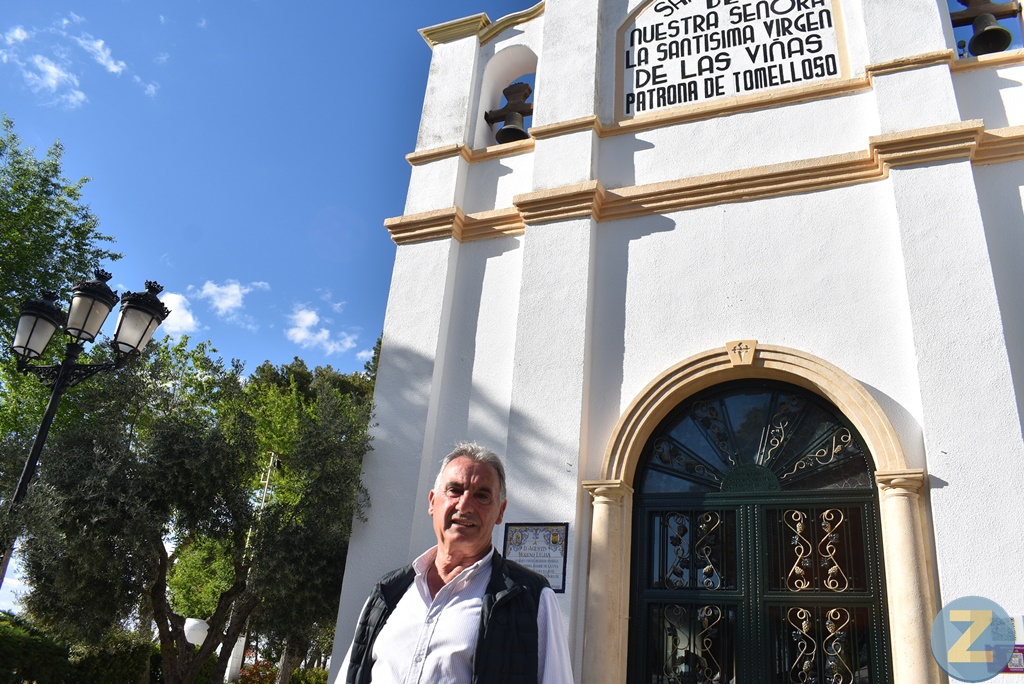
[291,668,328,684]
[69,630,152,684]
[0,611,71,684]
[239,659,278,684]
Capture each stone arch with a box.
[581,341,942,683]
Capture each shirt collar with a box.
[413,545,495,584]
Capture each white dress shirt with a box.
[340,546,574,683]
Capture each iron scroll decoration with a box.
[641,380,874,495]
[631,379,891,684]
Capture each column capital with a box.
[875,468,927,496]
[582,479,633,506]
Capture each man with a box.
[341,442,573,683]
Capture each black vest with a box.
[346,552,549,684]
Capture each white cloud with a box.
[75,34,126,74]
[159,15,166,25]
[133,75,159,97]
[285,306,357,356]
[155,52,169,65]
[319,289,345,314]
[61,89,87,108]
[5,26,29,45]
[24,54,78,92]
[160,292,198,336]
[356,349,374,362]
[194,279,269,317]
[60,13,85,29]
[197,18,207,29]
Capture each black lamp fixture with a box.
[1,270,170,589]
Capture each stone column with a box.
[875,469,941,683]
[581,480,633,684]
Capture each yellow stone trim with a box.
[479,1,545,45]
[875,468,928,493]
[514,180,607,225]
[600,150,879,221]
[871,119,984,167]
[385,206,527,245]
[389,122,1021,243]
[726,340,758,365]
[466,138,535,162]
[530,116,602,139]
[974,125,1024,165]
[384,207,464,244]
[405,140,534,167]
[419,14,491,48]
[866,50,955,76]
[405,144,467,166]
[950,47,1024,72]
[600,344,910,484]
[459,207,525,242]
[418,2,545,48]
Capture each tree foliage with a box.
[10,338,376,684]
[0,115,120,344]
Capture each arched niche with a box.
[472,44,538,149]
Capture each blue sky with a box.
[0,0,532,614]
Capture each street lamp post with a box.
[0,270,170,591]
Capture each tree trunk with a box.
[274,639,307,684]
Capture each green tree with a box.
[0,115,120,343]
[245,367,370,684]
[13,339,376,684]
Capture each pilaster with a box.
[581,480,633,684]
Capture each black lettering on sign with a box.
[622,0,839,115]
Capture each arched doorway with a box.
[629,379,891,683]
[581,343,939,683]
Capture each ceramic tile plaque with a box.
[503,523,569,593]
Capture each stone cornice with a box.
[384,207,465,244]
[419,14,491,48]
[974,125,1024,165]
[479,1,545,45]
[865,50,956,77]
[386,122,1024,244]
[418,2,545,48]
[515,180,607,225]
[871,120,985,167]
[950,46,1024,72]
[405,139,534,167]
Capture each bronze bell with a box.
[495,112,530,144]
[485,82,534,145]
[968,12,1013,55]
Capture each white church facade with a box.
[330,0,1024,681]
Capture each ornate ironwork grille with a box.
[630,380,892,684]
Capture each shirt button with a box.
[416,656,424,663]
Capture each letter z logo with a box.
[948,610,994,664]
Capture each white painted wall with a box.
[954,63,1024,129]
[332,0,1024,680]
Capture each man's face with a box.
[429,456,507,561]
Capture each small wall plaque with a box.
[502,523,569,593]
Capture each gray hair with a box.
[434,442,507,503]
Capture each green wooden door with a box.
[629,380,892,684]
